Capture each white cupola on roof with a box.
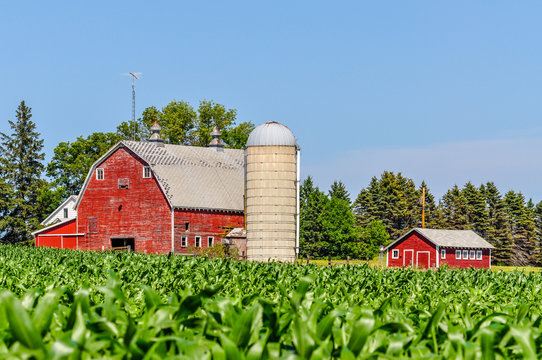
[246,121,298,147]
[149,121,164,146]
[208,125,225,150]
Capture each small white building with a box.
[41,195,78,226]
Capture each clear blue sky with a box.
[2,1,542,201]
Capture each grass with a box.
[298,258,542,272]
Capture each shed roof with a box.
[76,141,245,212]
[385,228,495,250]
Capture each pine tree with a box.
[0,101,45,243]
[439,185,470,230]
[329,180,351,204]
[353,176,380,228]
[353,171,421,239]
[299,176,328,258]
[481,182,514,265]
[533,201,542,266]
[503,191,536,266]
[462,182,488,235]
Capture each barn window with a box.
[88,217,98,234]
[463,250,469,259]
[181,236,187,248]
[185,222,190,231]
[118,178,129,189]
[456,250,461,259]
[195,236,201,247]
[208,237,214,247]
[476,250,482,260]
[391,249,399,259]
[96,168,104,180]
[469,250,475,260]
[63,208,68,218]
[143,166,151,179]
[441,249,446,259]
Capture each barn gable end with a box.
[77,146,172,252]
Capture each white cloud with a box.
[303,138,542,202]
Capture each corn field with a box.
[0,247,541,359]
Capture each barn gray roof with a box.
[76,140,245,212]
[385,228,495,250]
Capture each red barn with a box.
[33,128,245,254]
[385,228,494,269]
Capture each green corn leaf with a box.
[219,333,244,360]
[339,347,356,360]
[347,316,375,357]
[316,308,345,340]
[0,291,43,350]
[32,288,63,336]
[245,333,268,360]
[509,326,537,360]
[292,316,317,358]
[480,329,496,360]
[141,284,163,310]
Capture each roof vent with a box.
[149,121,164,146]
[208,126,225,151]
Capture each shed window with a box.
[470,250,475,260]
[195,236,201,247]
[391,249,399,259]
[143,166,151,179]
[456,250,461,259]
[208,237,214,247]
[476,250,482,260]
[441,249,446,259]
[181,236,187,248]
[96,168,104,180]
[63,208,68,218]
[463,250,469,259]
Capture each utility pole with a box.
[421,187,426,229]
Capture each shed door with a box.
[404,250,414,267]
[417,252,430,269]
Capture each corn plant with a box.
[0,246,541,358]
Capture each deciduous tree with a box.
[46,132,123,199]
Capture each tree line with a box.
[2,100,541,266]
[300,171,542,266]
[0,100,254,244]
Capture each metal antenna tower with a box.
[122,72,142,140]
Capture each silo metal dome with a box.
[246,121,297,147]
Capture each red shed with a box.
[35,126,245,254]
[385,228,494,269]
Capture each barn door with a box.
[111,238,135,251]
[417,252,430,269]
[403,250,414,267]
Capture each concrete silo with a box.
[245,121,300,262]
